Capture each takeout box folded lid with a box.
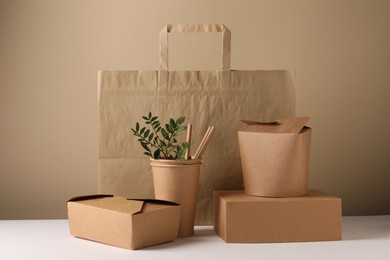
[67,194,179,215]
[240,116,310,134]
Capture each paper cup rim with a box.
[150,158,202,166]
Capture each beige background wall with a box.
[1,0,389,219]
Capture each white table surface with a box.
[0,215,389,260]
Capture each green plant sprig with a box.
[131,112,190,160]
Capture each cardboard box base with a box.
[214,189,342,243]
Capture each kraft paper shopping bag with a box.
[99,24,295,225]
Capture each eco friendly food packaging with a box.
[238,117,312,197]
[67,194,181,250]
[151,159,201,238]
[214,190,342,243]
[98,23,296,225]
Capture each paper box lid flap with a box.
[67,195,180,215]
[130,198,179,206]
[131,199,180,214]
[67,194,114,202]
[241,116,310,134]
[68,195,144,215]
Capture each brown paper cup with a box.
[151,159,202,238]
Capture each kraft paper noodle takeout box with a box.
[67,194,181,250]
[213,189,342,243]
[238,116,312,197]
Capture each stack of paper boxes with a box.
[214,117,342,243]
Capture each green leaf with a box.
[170,118,176,128]
[145,121,151,124]
[173,138,177,143]
[176,146,185,160]
[141,142,150,152]
[148,133,154,142]
[148,112,152,119]
[156,127,161,133]
[153,149,161,159]
[151,116,158,122]
[142,116,148,120]
[140,127,146,135]
[176,116,185,125]
[144,129,150,138]
[136,122,140,131]
[161,128,169,140]
[176,125,187,132]
[144,152,152,157]
[165,124,172,133]
[131,128,136,134]
[182,142,189,149]
[152,120,159,126]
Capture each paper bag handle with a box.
[159,24,231,71]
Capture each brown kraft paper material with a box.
[151,159,201,237]
[238,117,312,197]
[67,195,181,249]
[214,190,342,243]
[98,24,295,225]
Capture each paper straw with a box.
[194,127,214,159]
[193,127,211,159]
[184,123,192,160]
[196,127,214,159]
